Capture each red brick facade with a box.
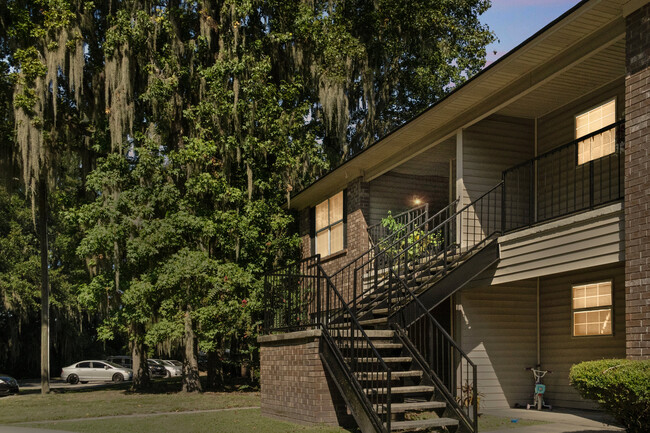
[624,3,650,360]
[258,331,352,425]
[299,177,370,302]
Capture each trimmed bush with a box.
[569,359,650,433]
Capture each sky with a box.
[483,0,583,65]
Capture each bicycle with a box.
[525,366,552,411]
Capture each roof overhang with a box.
[290,0,631,211]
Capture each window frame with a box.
[574,98,617,166]
[313,190,346,258]
[571,279,614,338]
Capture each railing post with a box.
[589,159,595,209]
[386,371,391,432]
[317,272,321,326]
[501,173,507,233]
[473,365,478,433]
[529,160,534,228]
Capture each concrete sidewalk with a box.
[483,408,624,433]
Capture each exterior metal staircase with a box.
[264,182,506,433]
[263,121,627,433]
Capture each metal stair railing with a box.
[327,200,458,323]
[377,184,504,433]
[367,202,429,247]
[263,255,392,433]
[389,272,478,433]
[387,182,503,314]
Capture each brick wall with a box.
[258,331,352,426]
[624,3,650,360]
[298,177,370,302]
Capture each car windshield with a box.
[168,360,182,366]
[105,361,125,368]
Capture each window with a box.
[576,99,616,165]
[572,281,613,337]
[315,191,344,257]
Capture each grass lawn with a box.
[0,387,260,424]
[28,409,347,433]
[0,385,547,433]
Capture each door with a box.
[76,361,92,381]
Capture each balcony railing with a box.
[502,121,624,232]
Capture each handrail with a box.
[502,120,624,232]
[326,200,458,323]
[263,255,391,432]
[367,202,429,246]
[386,182,502,300]
[503,120,624,174]
[389,268,478,433]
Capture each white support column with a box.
[456,129,464,248]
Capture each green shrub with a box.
[569,359,650,433]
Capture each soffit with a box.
[497,38,626,118]
[290,0,627,210]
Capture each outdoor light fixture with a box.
[413,197,422,205]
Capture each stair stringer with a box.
[319,330,387,433]
[395,239,500,329]
[392,324,471,433]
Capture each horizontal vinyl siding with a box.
[368,172,448,226]
[539,264,626,409]
[488,203,624,285]
[461,116,534,244]
[458,282,537,409]
[463,116,534,202]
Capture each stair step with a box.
[332,329,394,338]
[366,385,435,395]
[355,370,423,380]
[379,401,446,413]
[359,317,388,326]
[389,417,459,432]
[373,308,389,315]
[341,342,402,350]
[345,356,412,364]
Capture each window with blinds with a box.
[315,191,344,257]
[572,281,613,337]
[576,99,616,165]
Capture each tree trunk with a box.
[182,304,202,392]
[39,178,50,395]
[206,349,222,390]
[130,323,150,390]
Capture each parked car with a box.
[0,374,19,396]
[106,355,132,369]
[146,359,167,378]
[61,360,133,384]
[155,359,182,378]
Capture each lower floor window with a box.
[572,281,612,336]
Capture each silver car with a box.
[157,359,182,378]
[61,360,133,384]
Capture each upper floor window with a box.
[572,281,613,337]
[315,191,344,257]
[576,99,616,165]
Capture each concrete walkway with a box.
[483,407,624,433]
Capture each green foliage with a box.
[379,211,443,262]
[0,0,496,382]
[569,359,650,433]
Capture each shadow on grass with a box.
[40,376,260,396]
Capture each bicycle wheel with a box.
[536,393,543,410]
